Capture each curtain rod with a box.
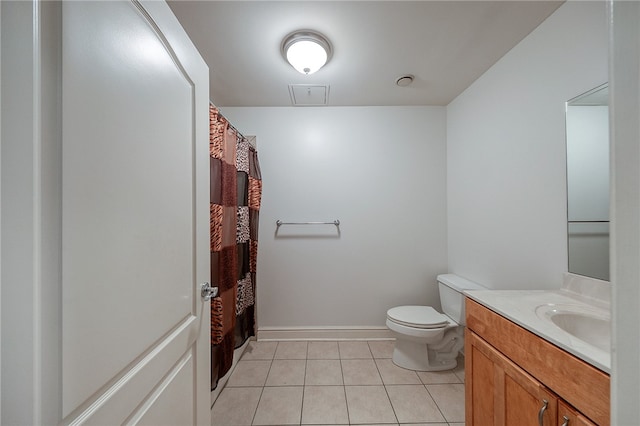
[211,103,248,142]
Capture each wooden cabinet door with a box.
[467,340,497,425]
[467,329,557,426]
[502,362,557,426]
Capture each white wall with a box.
[446,1,608,289]
[221,107,447,329]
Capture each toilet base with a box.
[390,327,464,371]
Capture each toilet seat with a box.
[387,306,451,329]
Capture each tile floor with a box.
[211,340,465,426]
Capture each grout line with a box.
[252,343,277,424]
[365,341,374,359]
[250,385,265,426]
[270,341,276,361]
[342,384,351,426]
[374,356,400,425]
[424,383,449,424]
[299,358,307,425]
[339,355,350,425]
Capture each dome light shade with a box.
[282,31,332,75]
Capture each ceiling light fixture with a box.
[282,30,332,75]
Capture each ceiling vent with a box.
[395,74,414,87]
[288,84,329,106]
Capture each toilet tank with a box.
[437,274,485,325]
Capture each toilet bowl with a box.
[386,274,485,371]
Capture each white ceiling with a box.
[167,1,563,107]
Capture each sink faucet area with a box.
[464,273,611,373]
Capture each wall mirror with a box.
[566,83,609,281]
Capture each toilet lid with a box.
[387,306,450,329]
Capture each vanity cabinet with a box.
[465,298,608,426]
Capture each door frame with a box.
[1,1,62,423]
[610,0,640,424]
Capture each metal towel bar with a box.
[276,220,340,226]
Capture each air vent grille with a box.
[288,84,329,106]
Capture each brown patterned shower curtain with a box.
[209,104,262,390]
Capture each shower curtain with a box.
[209,104,262,390]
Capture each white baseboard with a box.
[256,326,394,341]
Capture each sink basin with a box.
[535,304,611,352]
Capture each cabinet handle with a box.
[561,415,570,426]
[538,399,549,426]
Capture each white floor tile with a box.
[241,341,278,361]
[341,359,383,385]
[305,359,343,385]
[211,387,262,426]
[252,386,303,425]
[426,383,465,423]
[386,385,446,423]
[308,341,340,359]
[400,424,447,426]
[338,341,373,359]
[265,359,306,386]
[301,386,349,425]
[416,369,462,385]
[274,341,308,359]
[375,359,422,385]
[345,385,397,424]
[226,360,271,387]
[368,340,395,358]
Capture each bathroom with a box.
[170,0,594,331]
[171,2,636,422]
[169,0,604,336]
[170,0,628,423]
[2,0,638,424]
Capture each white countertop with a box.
[464,289,611,373]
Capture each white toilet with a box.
[386,273,485,371]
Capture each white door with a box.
[62,1,210,425]
[1,0,210,424]
[60,1,210,424]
